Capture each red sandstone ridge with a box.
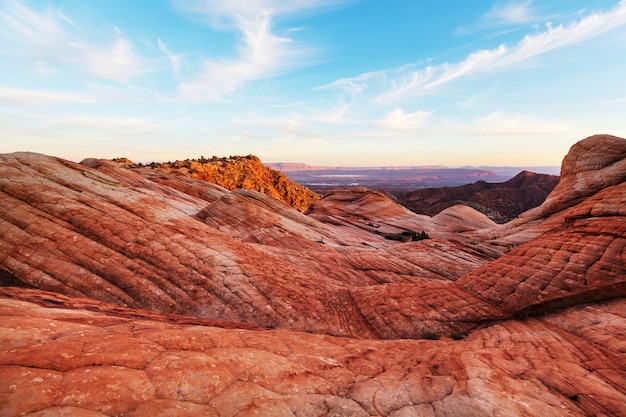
[1,134,625,416]
[116,154,320,212]
[397,170,559,223]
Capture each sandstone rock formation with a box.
[1,134,625,416]
[533,133,626,218]
[126,155,320,212]
[0,152,499,338]
[487,133,626,246]
[397,170,559,223]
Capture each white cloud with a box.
[315,70,382,97]
[0,0,75,58]
[265,100,319,108]
[454,0,538,36]
[178,12,307,100]
[324,1,626,102]
[175,0,349,101]
[234,102,352,131]
[375,108,434,130]
[603,97,626,103]
[499,3,626,64]
[0,2,151,83]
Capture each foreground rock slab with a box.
[1,291,625,417]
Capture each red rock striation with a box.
[537,134,626,218]
[0,289,625,416]
[0,152,499,338]
[0,134,625,415]
[353,134,626,339]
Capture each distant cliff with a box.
[125,155,321,212]
[397,170,559,223]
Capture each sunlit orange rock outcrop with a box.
[124,154,321,212]
[1,134,625,416]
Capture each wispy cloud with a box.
[0,1,152,83]
[602,97,626,103]
[234,102,352,131]
[454,0,539,36]
[178,12,310,101]
[0,0,75,58]
[323,0,626,103]
[158,39,182,76]
[174,0,350,101]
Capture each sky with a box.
[1,0,626,167]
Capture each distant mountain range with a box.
[266,162,560,222]
[267,162,561,175]
[396,170,560,223]
[266,162,560,193]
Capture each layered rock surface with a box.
[0,152,502,337]
[1,134,625,416]
[1,289,625,417]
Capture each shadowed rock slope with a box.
[398,170,559,223]
[1,134,625,416]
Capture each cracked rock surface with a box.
[0,292,625,416]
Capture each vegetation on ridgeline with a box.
[113,154,320,212]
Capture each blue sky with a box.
[1,0,625,166]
